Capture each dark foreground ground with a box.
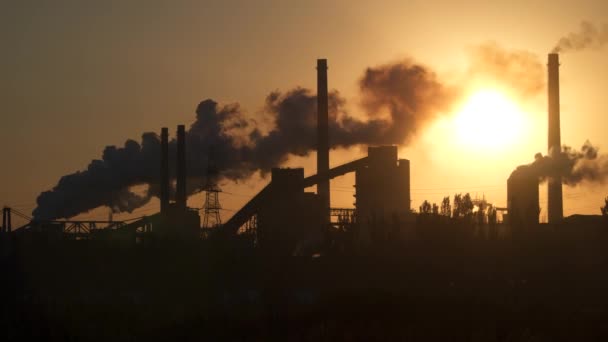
[1,224,608,341]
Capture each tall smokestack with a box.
[547,53,563,223]
[160,127,169,214]
[176,124,187,210]
[2,207,11,233]
[317,59,330,224]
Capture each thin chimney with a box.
[176,125,187,210]
[317,59,330,224]
[160,127,169,214]
[2,207,11,233]
[547,53,563,223]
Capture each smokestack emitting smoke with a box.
[317,59,330,224]
[552,21,608,53]
[34,57,457,220]
[547,53,563,223]
[520,142,608,186]
[32,44,589,220]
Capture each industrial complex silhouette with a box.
[1,54,608,341]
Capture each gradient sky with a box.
[1,0,607,225]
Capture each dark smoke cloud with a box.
[34,59,453,220]
[33,46,546,220]
[552,21,608,53]
[355,59,457,145]
[521,141,608,186]
[33,134,161,220]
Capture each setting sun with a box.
[454,90,526,150]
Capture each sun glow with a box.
[453,90,526,150]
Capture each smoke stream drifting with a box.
[515,142,608,186]
[33,45,552,220]
[552,21,608,53]
[33,65,449,220]
[467,42,544,98]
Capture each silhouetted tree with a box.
[419,200,432,214]
[453,194,463,217]
[476,208,484,227]
[487,204,498,239]
[453,193,473,218]
[462,193,474,218]
[602,196,608,217]
[452,193,474,228]
[432,203,439,215]
[440,196,451,217]
[488,205,497,226]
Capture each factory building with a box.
[218,59,412,252]
[9,57,411,251]
[507,164,539,228]
[256,168,322,255]
[355,146,410,241]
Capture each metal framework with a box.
[203,189,222,229]
[18,220,127,237]
[234,214,258,246]
[237,214,257,236]
[222,157,369,236]
[2,204,131,238]
[63,221,126,234]
[202,148,222,230]
[3,206,153,243]
[330,208,356,231]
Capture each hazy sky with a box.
[2,0,607,225]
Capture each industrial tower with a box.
[202,149,222,229]
[547,53,563,223]
[317,59,330,225]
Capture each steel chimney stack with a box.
[160,127,170,214]
[547,53,563,223]
[2,207,11,233]
[317,59,330,224]
[176,125,187,210]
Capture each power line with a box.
[9,208,32,221]
[222,191,256,198]
[1,201,37,207]
[410,185,502,191]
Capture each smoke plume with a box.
[33,60,450,220]
[552,21,608,53]
[33,45,547,220]
[355,59,457,145]
[467,42,545,98]
[527,141,608,185]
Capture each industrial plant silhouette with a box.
[1,55,608,341]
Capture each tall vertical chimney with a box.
[176,125,187,210]
[547,53,563,223]
[317,59,330,224]
[2,207,11,233]
[160,127,170,214]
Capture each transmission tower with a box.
[202,149,222,230]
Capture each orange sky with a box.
[1,1,607,225]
